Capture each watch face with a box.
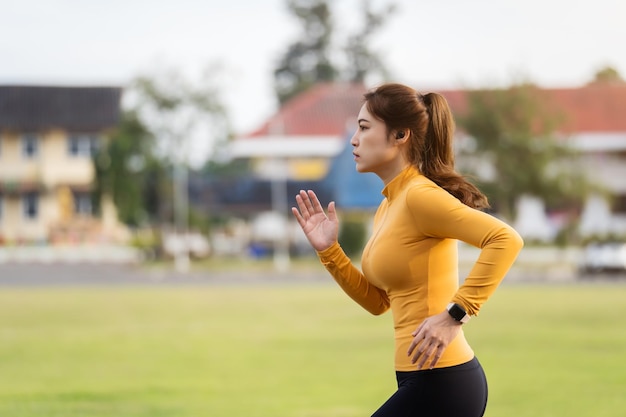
[448,304,466,321]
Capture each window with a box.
[613,194,626,214]
[22,134,39,158]
[73,192,92,215]
[68,134,100,157]
[23,192,39,219]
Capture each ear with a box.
[393,130,409,144]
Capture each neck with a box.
[377,162,411,185]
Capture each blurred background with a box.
[1,0,626,278]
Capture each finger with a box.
[428,345,445,369]
[412,337,438,367]
[295,191,311,217]
[407,331,423,356]
[291,206,305,227]
[298,190,316,215]
[306,190,324,213]
[415,343,436,369]
[411,322,426,337]
[410,338,428,364]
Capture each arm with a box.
[318,242,390,315]
[406,184,523,369]
[292,190,389,315]
[407,185,524,315]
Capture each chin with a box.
[355,164,368,173]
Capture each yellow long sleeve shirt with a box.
[317,166,524,371]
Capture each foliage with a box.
[274,0,336,104]
[589,65,624,84]
[95,65,233,231]
[457,83,593,220]
[93,111,167,226]
[274,0,396,104]
[131,65,231,166]
[200,157,252,179]
[338,217,367,257]
[343,0,396,83]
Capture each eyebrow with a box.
[358,118,370,124]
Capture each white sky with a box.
[1,0,625,159]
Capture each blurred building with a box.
[0,85,124,245]
[226,83,383,212]
[224,82,626,243]
[443,84,626,241]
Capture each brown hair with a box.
[363,83,489,209]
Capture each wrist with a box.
[446,303,470,324]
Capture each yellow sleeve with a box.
[406,185,524,316]
[317,242,390,315]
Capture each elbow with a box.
[512,228,525,253]
[489,225,524,254]
[368,301,390,316]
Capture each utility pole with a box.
[173,132,190,273]
[269,157,290,272]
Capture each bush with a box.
[339,219,367,257]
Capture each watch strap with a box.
[447,302,470,324]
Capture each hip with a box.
[393,331,474,371]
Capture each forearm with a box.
[317,242,390,315]
[452,225,524,316]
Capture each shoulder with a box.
[403,177,473,223]
[405,176,459,204]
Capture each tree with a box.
[274,0,336,104]
[274,0,396,104]
[588,65,624,85]
[93,110,166,227]
[457,83,592,221]
[96,66,231,229]
[115,66,232,269]
[131,65,230,168]
[343,0,396,83]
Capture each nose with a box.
[350,131,358,147]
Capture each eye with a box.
[359,125,368,131]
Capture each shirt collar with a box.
[381,165,421,200]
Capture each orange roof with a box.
[545,85,626,133]
[244,82,626,138]
[440,84,626,134]
[245,83,367,137]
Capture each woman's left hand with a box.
[407,311,463,370]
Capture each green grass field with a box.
[0,281,625,416]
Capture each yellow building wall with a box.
[40,130,94,188]
[251,158,331,181]
[0,129,99,242]
[289,158,330,181]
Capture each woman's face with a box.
[350,103,406,181]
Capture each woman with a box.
[292,83,524,417]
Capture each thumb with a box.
[327,201,338,223]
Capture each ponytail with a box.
[363,83,489,210]
[422,93,490,210]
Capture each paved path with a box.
[0,263,330,287]
[0,262,624,287]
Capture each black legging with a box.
[371,357,488,417]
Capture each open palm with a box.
[292,190,339,252]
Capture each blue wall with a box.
[323,135,383,210]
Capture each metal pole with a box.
[270,158,290,272]
[173,161,190,273]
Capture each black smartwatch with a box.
[447,303,470,324]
